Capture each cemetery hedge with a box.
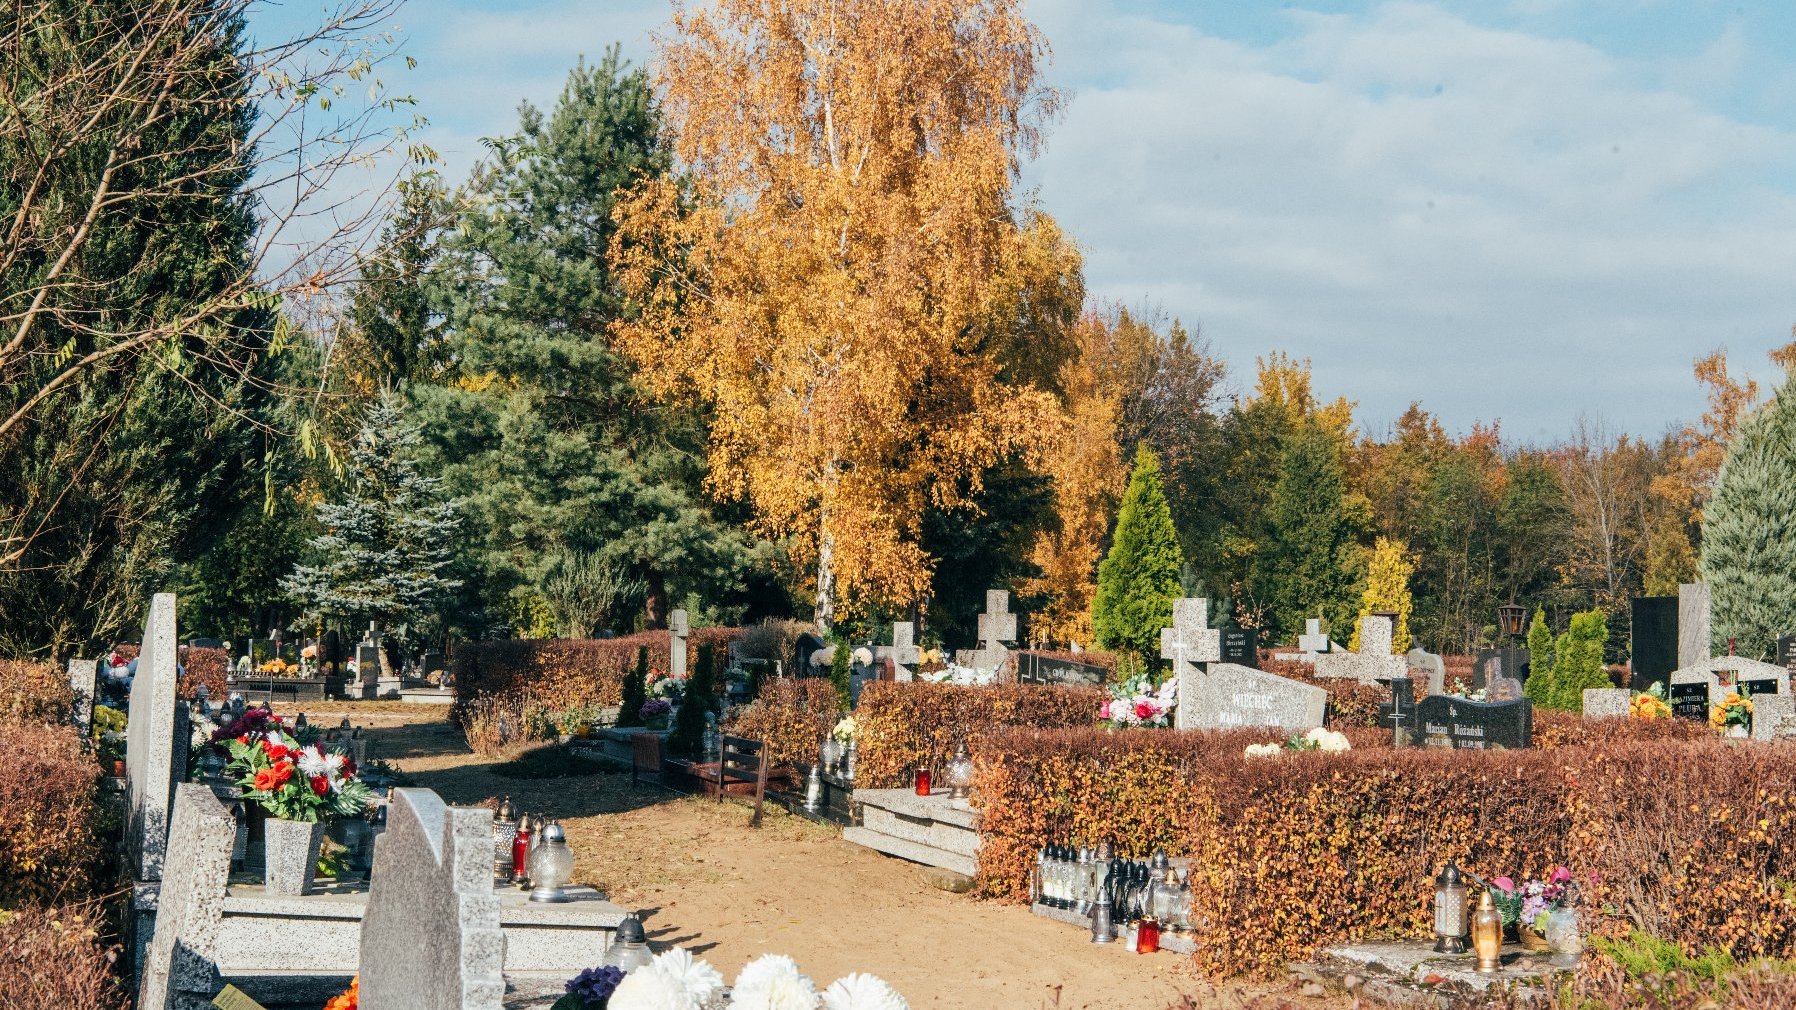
[103,644,226,700]
[0,902,122,1010]
[725,678,840,770]
[973,727,1796,979]
[452,628,741,721]
[0,659,71,723]
[853,681,1102,788]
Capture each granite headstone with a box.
[1679,583,1712,669]
[1416,695,1532,750]
[126,592,190,882]
[1630,596,1678,691]
[136,783,237,1010]
[1179,662,1326,732]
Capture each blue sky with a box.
[251,0,1796,443]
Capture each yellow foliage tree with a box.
[1349,536,1415,653]
[612,0,1072,627]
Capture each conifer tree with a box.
[670,644,718,758]
[1253,420,1360,641]
[1547,610,1610,710]
[1525,607,1554,695]
[829,643,854,712]
[1349,537,1415,653]
[617,646,649,728]
[283,393,463,636]
[1701,373,1796,658]
[1093,445,1186,664]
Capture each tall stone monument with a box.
[669,609,690,681]
[1679,582,1712,669]
[137,784,237,1010]
[127,592,189,883]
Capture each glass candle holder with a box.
[914,768,932,795]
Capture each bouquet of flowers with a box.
[591,949,909,1010]
[224,722,374,822]
[1488,867,1572,930]
[1099,672,1176,728]
[636,698,673,728]
[1244,727,1351,758]
[851,647,874,667]
[647,667,687,703]
[832,716,856,745]
[1711,692,1753,733]
[553,965,625,1010]
[1629,689,1671,720]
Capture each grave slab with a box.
[845,789,980,877]
[1582,687,1631,719]
[1178,662,1326,732]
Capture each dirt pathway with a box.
[290,702,1330,1010]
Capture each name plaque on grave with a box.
[1415,696,1532,750]
[1015,653,1109,687]
[1669,681,1710,721]
[1739,675,1782,698]
[1220,627,1259,668]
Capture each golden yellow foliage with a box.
[613,0,1070,624]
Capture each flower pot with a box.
[264,816,326,896]
[1518,923,1552,952]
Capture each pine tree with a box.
[670,643,717,758]
[1253,420,1360,641]
[1701,374,1796,658]
[1524,607,1554,702]
[1546,610,1610,710]
[283,393,463,635]
[1349,537,1415,653]
[1093,445,1186,663]
[617,646,649,727]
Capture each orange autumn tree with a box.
[614,0,1070,626]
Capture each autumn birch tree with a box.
[613,0,1067,627]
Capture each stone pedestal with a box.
[843,788,979,877]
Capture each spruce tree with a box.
[670,643,717,758]
[1349,537,1415,653]
[1524,607,1554,701]
[1702,375,1796,658]
[1252,420,1360,641]
[1546,610,1610,710]
[1093,445,1186,664]
[283,393,463,635]
[617,646,649,727]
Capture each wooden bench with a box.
[698,734,769,828]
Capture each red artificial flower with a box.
[263,740,290,761]
[1134,700,1156,720]
[342,757,357,779]
[253,768,280,792]
[236,734,250,745]
[310,775,330,797]
[271,762,294,786]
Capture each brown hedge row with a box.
[0,902,121,1010]
[0,660,71,724]
[0,717,103,907]
[452,629,741,722]
[852,681,1103,789]
[725,679,840,770]
[973,726,1796,978]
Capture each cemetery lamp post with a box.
[1497,603,1527,639]
[1433,861,1470,954]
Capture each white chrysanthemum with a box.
[609,966,695,1010]
[1243,743,1281,759]
[651,948,724,1004]
[821,973,908,1010]
[732,955,819,1010]
[852,647,873,666]
[296,745,330,777]
[324,751,346,773]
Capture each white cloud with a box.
[1024,0,1796,441]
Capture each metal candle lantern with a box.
[1497,603,1527,639]
[803,764,824,812]
[1471,889,1503,972]
[492,797,519,882]
[603,915,656,972]
[1433,861,1470,953]
[527,820,575,902]
[1089,895,1116,944]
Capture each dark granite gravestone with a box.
[1378,675,1417,747]
[1669,680,1710,721]
[1631,596,1678,692]
[1220,627,1259,668]
[1015,652,1109,687]
[1778,634,1796,674]
[1473,648,1530,690]
[794,633,827,677]
[1416,695,1532,750]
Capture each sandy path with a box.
[287,702,1329,1010]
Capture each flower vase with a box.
[1518,923,1552,952]
[264,816,326,896]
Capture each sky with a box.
[251,0,1796,443]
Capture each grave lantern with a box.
[1471,889,1503,972]
[603,915,656,972]
[492,797,519,882]
[527,819,575,902]
[1433,861,1469,953]
[946,743,974,799]
[1497,603,1527,639]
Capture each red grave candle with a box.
[914,768,932,795]
[1137,918,1161,954]
[511,824,533,880]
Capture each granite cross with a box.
[878,621,922,681]
[1297,618,1331,655]
[1159,598,1223,677]
[969,591,1017,672]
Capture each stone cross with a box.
[669,608,690,680]
[360,789,504,1010]
[127,592,189,883]
[137,783,237,1010]
[1313,615,1408,683]
[1297,618,1331,655]
[1159,598,1222,678]
[969,590,1017,672]
[1381,675,1415,747]
[67,657,97,738]
[877,621,922,682]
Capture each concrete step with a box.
[843,826,977,877]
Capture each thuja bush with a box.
[725,679,840,770]
[452,628,740,725]
[853,681,1102,789]
[973,726,1796,979]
